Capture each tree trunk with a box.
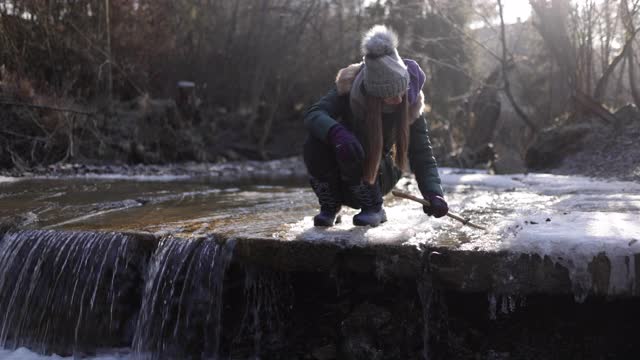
[258,77,282,160]
[628,42,640,109]
[623,0,640,109]
[530,0,617,123]
[104,0,112,112]
[498,0,537,132]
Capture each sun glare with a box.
[502,0,532,24]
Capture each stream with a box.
[1,166,640,359]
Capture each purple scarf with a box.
[403,59,425,106]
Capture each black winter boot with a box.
[310,177,342,227]
[350,182,387,227]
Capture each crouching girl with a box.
[303,25,448,227]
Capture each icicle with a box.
[609,255,636,296]
[488,293,497,320]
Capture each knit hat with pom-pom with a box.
[361,25,410,99]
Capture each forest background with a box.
[1,0,639,177]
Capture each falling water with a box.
[0,230,138,355]
[132,236,235,359]
[231,268,291,358]
[418,280,432,360]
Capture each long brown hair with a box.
[362,95,410,184]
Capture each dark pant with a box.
[303,135,402,208]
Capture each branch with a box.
[66,20,145,97]
[0,101,95,116]
[593,27,640,101]
[427,0,503,62]
[392,190,487,231]
[623,0,640,109]
[629,42,640,109]
[573,90,617,123]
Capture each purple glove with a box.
[423,192,449,218]
[327,124,364,167]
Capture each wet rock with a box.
[525,123,594,170]
[311,344,337,360]
[614,104,640,126]
[339,303,391,360]
[493,143,526,174]
[0,219,17,237]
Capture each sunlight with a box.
[501,0,532,23]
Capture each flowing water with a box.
[0,177,314,238]
[0,230,140,355]
[133,236,235,359]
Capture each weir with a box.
[1,170,639,358]
[0,226,638,359]
[0,230,155,355]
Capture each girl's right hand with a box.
[327,124,365,169]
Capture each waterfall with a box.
[231,268,291,359]
[133,236,235,359]
[0,230,138,355]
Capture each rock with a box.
[224,149,242,161]
[493,143,526,174]
[0,219,17,236]
[312,344,337,360]
[614,104,640,126]
[449,143,496,169]
[339,303,391,360]
[525,123,594,170]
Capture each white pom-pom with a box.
[361,25,399,57]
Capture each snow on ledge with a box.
[284,169,640,298]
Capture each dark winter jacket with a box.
[304,63,444,197]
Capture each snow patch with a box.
[0,176,20,183]
[285,169,640,298]
[35,174,192,182]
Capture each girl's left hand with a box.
[422,193,449,218]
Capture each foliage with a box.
[0,0,638,169]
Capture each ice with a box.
[284,169,640,297]
[0,176,20,184]
[287,170,640,251]
[35,174,192,182]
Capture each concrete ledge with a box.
[230,236,639,299]
[1,228,639,358]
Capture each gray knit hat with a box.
[361,25,410,98]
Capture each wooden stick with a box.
[391,190,487,231]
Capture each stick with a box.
[391,190,487,231]
[0,101,95,116]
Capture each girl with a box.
[303,25,448,227]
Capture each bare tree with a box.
[497,0,537,132]
[105,0,113,111]
[530,0,617,123]
[622,0,640,109]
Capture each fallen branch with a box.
[0,101,95,116]
[391,190,487,231]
